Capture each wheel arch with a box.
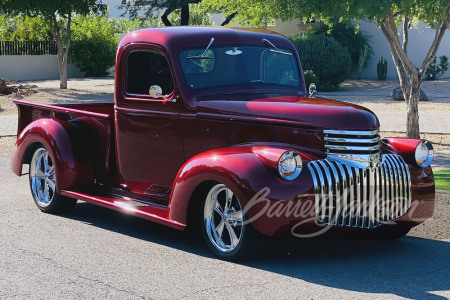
[169,146,282,226]
[11,118,94,193]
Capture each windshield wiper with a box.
[262,38,292,56]
[187,37,214,59]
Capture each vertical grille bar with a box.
[345,165,354,227]
[308,154,411,229]
[335,163,348,226]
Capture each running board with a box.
[61,190,185,230]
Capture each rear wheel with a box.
[29,146,77,213]
[200,183,258,260]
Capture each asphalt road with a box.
[1,155,449,299]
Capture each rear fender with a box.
[11,118,94,193]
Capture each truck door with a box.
[115,48,184,194]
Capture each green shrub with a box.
[290,33,352,90]
[0,15,52,40]
[69,14,118,77]
[425,55,449,80]
[308,22,373,73]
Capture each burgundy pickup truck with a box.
[11,27,435,260]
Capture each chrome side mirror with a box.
[149,85,163,98]
[309,83,317,97]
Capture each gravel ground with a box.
[409,191,450,240]
[0,78,114,116]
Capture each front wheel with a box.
[200,183,258,260]
[29,146,77,214]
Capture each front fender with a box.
[169,146,317,236]
[11,118,93,193]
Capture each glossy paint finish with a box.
[197,95,379,130]
[383,137,427,166]
[11,27,435,239]
[12,118,88,193]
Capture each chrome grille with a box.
[308,154,411,229]
[324,129,381,168]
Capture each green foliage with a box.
[290,33,351,90]
[111,17,163,33]
[167,3,213,26]
[303,70,319,89]
[377,57,388,81]
[0,0,104,19]
[201,0,273,27]
[69,14,118,77]
[425,55,449,80]
[308,22,373,73]
[0,15,52,40]
[434,169,450,190]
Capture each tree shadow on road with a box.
[66,201,449,300]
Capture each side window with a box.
[126,50,173,95]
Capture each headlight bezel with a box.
[278,150,302,180]
[415,140,434,167]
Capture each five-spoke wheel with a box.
[29,146,76,213]
[201,183,256,260]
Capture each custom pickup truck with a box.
[12,27,435,260]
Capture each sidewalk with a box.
[376,111,450,134]
[0,115,18,136]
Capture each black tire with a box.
[28,146,77,214]
[199,182,260,260]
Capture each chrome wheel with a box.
[30,148,56,208]
[203,184,244,253]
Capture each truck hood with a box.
[197,94,379,130]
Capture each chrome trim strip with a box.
[324,137,380,143]
[324,129,380,136]
[325,145,380,151]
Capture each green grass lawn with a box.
[434,169,450,190]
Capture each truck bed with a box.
[13,99,114,135]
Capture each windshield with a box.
[179,45,301,91]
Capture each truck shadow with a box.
[67,201,450,300]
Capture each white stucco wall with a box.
[359,21,450,79]
[0,55,85,80]
[265,19,450,80]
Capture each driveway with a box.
[0,155,449,299]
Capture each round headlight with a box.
[415,140,433,167]
[278,151,302,180]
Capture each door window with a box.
[126,50,173,95]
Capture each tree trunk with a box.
[221,12,238,26]
[161,8,174,26]
[406,75,421,138]
[58,51,68,89]
[49,13,71,89]
[180,4,189,25]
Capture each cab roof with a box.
[119,26,293,53]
